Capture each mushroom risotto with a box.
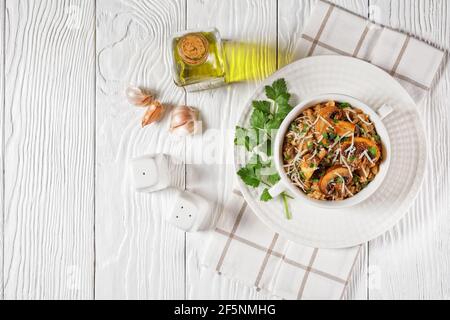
[283,101,383,201]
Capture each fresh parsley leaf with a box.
[250,109,266,129]
[249,154,272,169]
[261,140,273,157]
[234,126,247,146]
[275,92,291,106]
[260,189,273,202]
[265,86,277,100]
[236,78,294,219]
[252,100,271,114]
[276,103,293,119]
[267,173,281,185]
[272,78,288,95]
[234,126,259,151]
[237,165,261,188]
[246,128,260,150]
[265,117,283,131]
[265,79,288,99]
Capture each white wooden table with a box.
[0,0,449,300]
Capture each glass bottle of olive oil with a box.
[171,28,226,91]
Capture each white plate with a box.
[234,56,427,249]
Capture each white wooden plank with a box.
[3,0,95,299]
[278,0,370,300]
[95,0,186,299]
[185,0,277,300]
[0,0,4,300]
[368,0,450,300]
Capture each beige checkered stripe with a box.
[307,4,335,57]
[302,34,429,90]
[302,1,435,91]
[214,199,362,300]
[215,200,247,275]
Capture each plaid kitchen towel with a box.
[297,0,445,103]
[200,1,445,300]
[202,190,361,300]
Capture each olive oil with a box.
[223,42,277,83]
[171,28,278,91]
[171,28,226,91]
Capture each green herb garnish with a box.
[338,102,351,109]
[267,173,281,185]
[357,125,366,135]
[260,189,273,202]
[328,132,336,140]
[237,164,262,188]
[290,123,301,134]
[369,146,378,157]
[252,100,271,114]
[336,177,345,184]
[235,78,294,220]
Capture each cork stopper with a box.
[177,33,209,65]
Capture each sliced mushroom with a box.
[334,121,356,137]
[341,137,381,165]
[315,105,339,134]
[283,144,295,161]
[319,166,351,194]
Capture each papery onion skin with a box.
[126,86,154,107]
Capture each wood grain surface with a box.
[0,0,4,300]
[0,0,449,300]
[95,0,186,299]
[3,0,95,299]
[185,0,277,300]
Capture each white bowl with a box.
[269,94,392,209]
